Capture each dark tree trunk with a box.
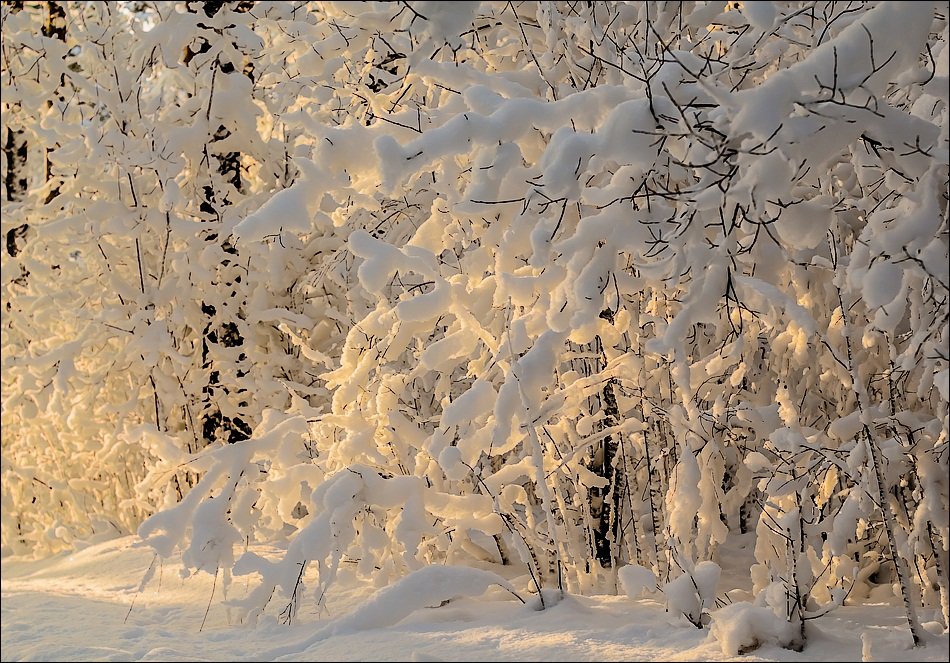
[592,307,622,568]
[186,1,256,445]
[42,1,65,203]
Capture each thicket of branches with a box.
[2,1,947,652]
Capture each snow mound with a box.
[709,602,789,655]
[263,565,519,659]
[326,565,518,634]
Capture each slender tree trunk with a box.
[3,2,30,257]
[3,127,27,205]
[830,230,923,647]
[42,1,65,204]
[595,374,621,567]
[862,423,923,645]
[590,308,622,570]
[786,488,807,651]
[185,0,255,445]
[928,523,950,630]
[3,127,28,264]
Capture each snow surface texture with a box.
[2,538,948,662]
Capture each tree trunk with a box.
[592,308,622,569]
[42,1,65,204]
[830,231,923,647]
[185,0,256,445]
[863,423,924,646]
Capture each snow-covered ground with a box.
[2,537,947,662]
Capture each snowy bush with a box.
[709,602,794,656]
[2,0,947,650]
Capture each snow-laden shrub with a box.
[709,602,795,655]
[3,1,947,649]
